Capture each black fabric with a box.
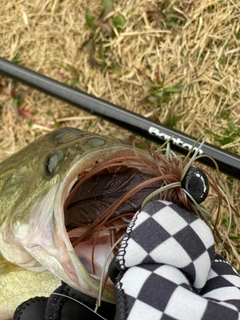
[46,282,115,320]
[13,297,47,320]
[108,256,118,284]
[13,282,116,320]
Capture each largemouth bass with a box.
[0,127,162,319]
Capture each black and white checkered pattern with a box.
[115,200,240,320]
[117,201,215,290]
[201,255,240,311]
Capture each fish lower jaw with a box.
[67,251,115,303]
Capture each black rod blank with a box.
[0,57,240,179]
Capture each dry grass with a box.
[0,0,240,269]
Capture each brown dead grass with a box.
[1,0,240,269]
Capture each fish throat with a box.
[64,156,162,278]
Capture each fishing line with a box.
[1,290,107,320]
[95,234,124,312]
[51,293,108,320]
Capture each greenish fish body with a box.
[0,128,150,319]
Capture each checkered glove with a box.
[113,200,240,320]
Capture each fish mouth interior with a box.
[64,164,161,279]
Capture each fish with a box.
[0,127,163,319]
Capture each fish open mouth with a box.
[56,141,183,301]
[64,157,162,281]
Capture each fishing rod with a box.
[0,57,240,178]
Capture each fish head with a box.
[0,127,150,303]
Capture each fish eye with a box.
[44,153,60,177]
[181,166,209,204]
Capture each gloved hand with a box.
[14,200,240,320]
[109,200,240,320]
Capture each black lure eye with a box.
[44,153,60,177]
[181,166,209,204]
